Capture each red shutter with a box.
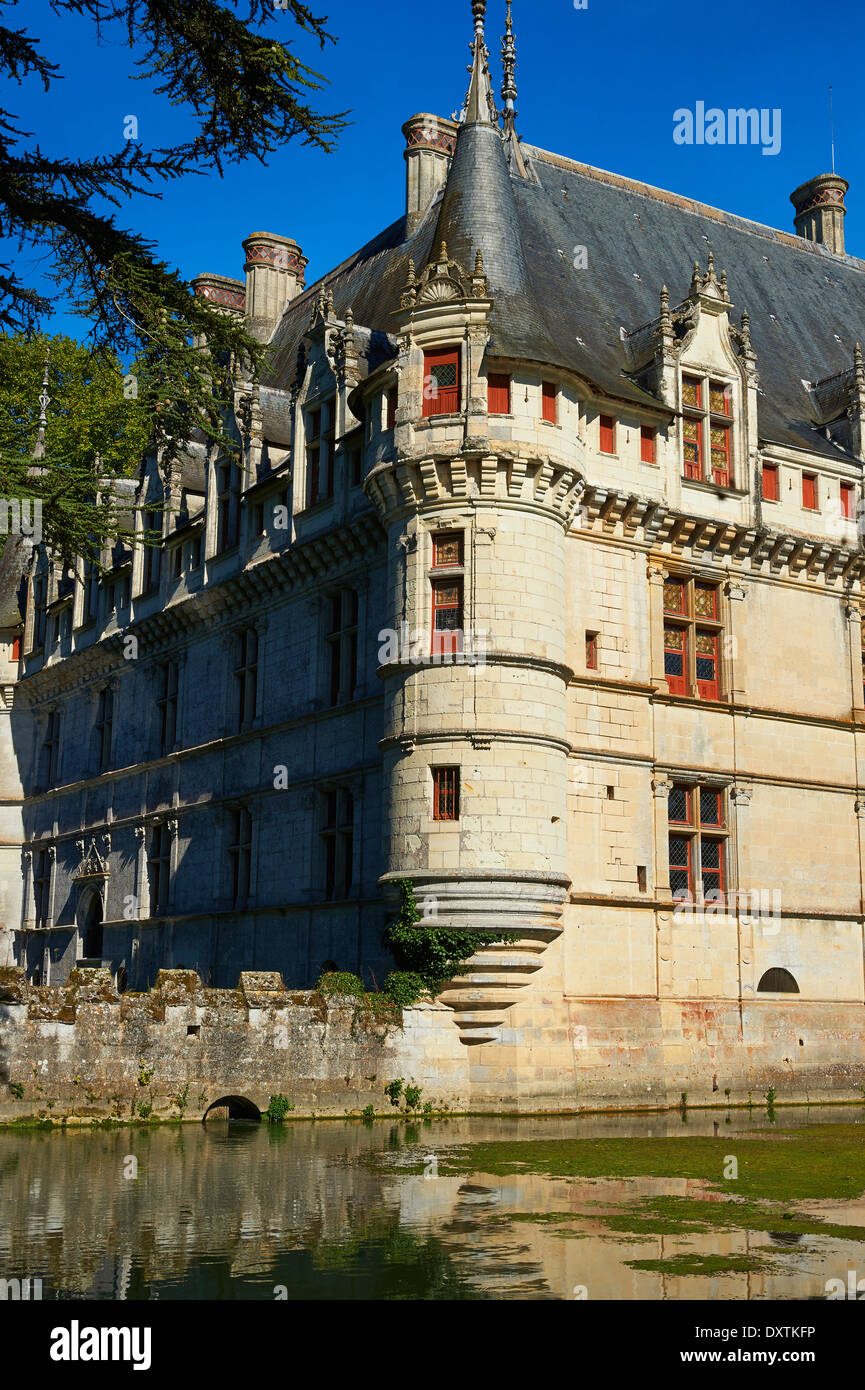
[487,372,511,415]
[431,579,463,656]
[664,626,688,696]
[599,414,615,454]
[585,632,598,669]
[386,386,397,430]
[802,473,817,510]
[695,630,720,701]
[541,381,557,423]
[422,348,460,418]
[841,482,855,519]
[11,636,20,661]
[640,426,656,464]
[762,464,778,501]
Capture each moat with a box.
[1,1108,864,1300]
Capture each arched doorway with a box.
[202,1096,262,1123]
[78,888,104,962]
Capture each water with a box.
[1,1108,863,1300]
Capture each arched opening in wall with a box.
[116,965,128,994]
[78,889,104,961]
[320,960,338,975]
[757,968,799,994]
[202,1095,262,1124]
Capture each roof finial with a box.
[462,0,497,125]
[34,346,50,461]
[500,0,517,135]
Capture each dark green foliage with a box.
[382,971,428,1009]
[385,879,514,993]
[0,0,347,556]
[404,1085,422,1111]
[316,971,366,999]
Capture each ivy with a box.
[384,879,514,999]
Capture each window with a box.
[95,685,114,772]
[33,848,50,928]
[148,823,171,916]
[432,767,460,821]
[186,534,202,572]
[321,789,353,900]
[802,472,818,510]
[682,374,733,486]
[43,708,62,789]
[217,462,242,550]
[640,426,656,464]
[386,386,398,430]
[541,381,558,424]
[598,414,615,454]
[487,372,511,415]
[762,464,779,501]
[841,482,855,519]
[667,782,728,905]
[662,575,723,700]
[235,628,258,729]
[142,511,162,590]
[326,590,358,706]
[422,348,460,418]
[348,442,363,488]
[82,558,99,623]
[306,399,335,505]
[586,631,598,670]
[757,967,799,994]
[32,573,47,649]
[431,531,463,567]
[431,578,463,656]
[169,545,182,579]
[227,807,252,907]
[156,661,179,755]
[11,636,20,662]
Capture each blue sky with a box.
[5,0,863,340]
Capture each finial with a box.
[500,0,518,132]
[472,0,486,39]
[855,342,864,383]
[474,248,484,275]
[345,305,354,330]
[34,347,50,460]
[707,250,715,274]
[439,240,448,262]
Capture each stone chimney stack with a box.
[790,174,849,255]
[402,114,458,236]
[242,232,308,342]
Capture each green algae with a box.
[625,1252,780,1277]
[381,1121,865,1203]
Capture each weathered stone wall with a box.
[2,964,864,1125]
[0,968,471,1123]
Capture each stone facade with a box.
[2,2,865,1111]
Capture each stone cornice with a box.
[576,482,864,587]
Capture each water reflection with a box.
[0,1108,861,1301]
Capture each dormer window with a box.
[422,348,460,418]
[682,375,733,486]
[306,398,335,506]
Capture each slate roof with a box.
[264,115,865,462]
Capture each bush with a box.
[384,1078,403,1107]
[383,971,428,1008]
[404,1084,422,1111]
[361,1104,375,1123]
[316,971,365,999]
[266,1094,294,1123]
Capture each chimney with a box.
[242,232,308,341]
[790,174,849,255]
[402,114,458,236]
[190,273,246,349]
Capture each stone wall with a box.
[2,964,864,1125]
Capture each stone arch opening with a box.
[757,967,799,994]
[202,1095,262,1124]
[77,887,104,962]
